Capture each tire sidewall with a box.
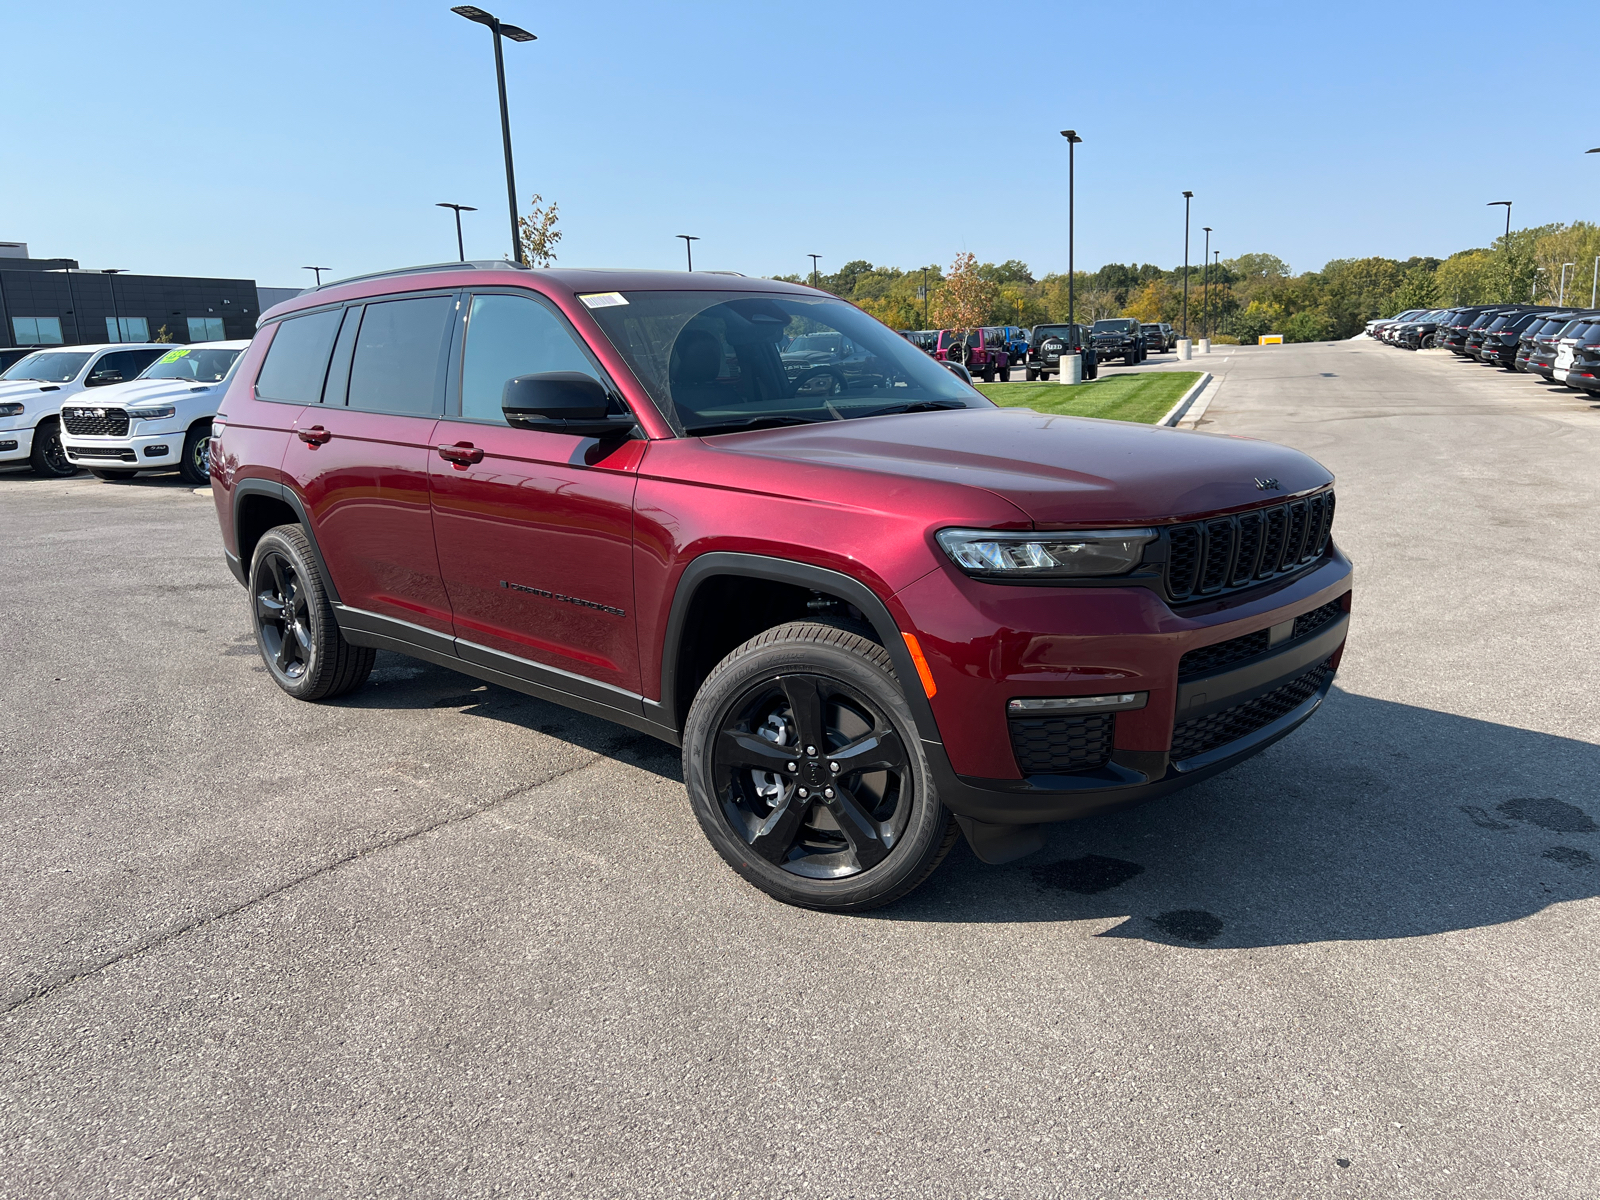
[179,423,212,485]
[683,631,948,910]
[249,527,326,699]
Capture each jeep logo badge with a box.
[1254,477,1281,491]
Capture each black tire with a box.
[982,363,995,382]
[248,524,374,701]
[683,621,959,912]
[28,419,76,478]
[1087,361,1099,380]
[178,422,212,485]
[1024,367,1037,381]
[1124,350,1137,366]
[90,469,136,481]
[998,364,1011,382]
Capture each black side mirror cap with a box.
[502,371,637,438]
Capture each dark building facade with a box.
[0,246,263,348]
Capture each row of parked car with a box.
[1365,304,1600,394]
[0,339,246,480]
[898,319,1175,382]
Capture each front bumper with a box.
[898,551,1353,829]
[62,430,184,469]
[0,422,33,463]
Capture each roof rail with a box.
[303,259,529,293]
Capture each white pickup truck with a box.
[60,341,250,484]
[0,344,170,476]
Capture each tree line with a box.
[772,221,1600,343]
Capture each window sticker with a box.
[157,349,193,363]
[579,292,629,309]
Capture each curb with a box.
[1159,372,1213,427]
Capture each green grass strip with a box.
[975,371,1202,425]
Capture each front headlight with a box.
[0,402,23,417]
[129,406,177,420]
[936,528,1156,578]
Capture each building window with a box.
[105,317,150,342]
[13,317,65,345]
[187,316,226,342]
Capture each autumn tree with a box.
[928,252,998,333]
[517,194,561,267]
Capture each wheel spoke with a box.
[828,784,891,871]
[275,626,296,669]
[829,727,905,776]
[267,555,288,601]
[779,674,827,753]
[718,729,796,775]
[747,789,810,865]
[255,590,286,624]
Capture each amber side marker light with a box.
[901,633,938,698]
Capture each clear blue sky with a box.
[3,1,1593,287]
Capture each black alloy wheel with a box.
[248,524,374,701]
[684,621,958,910]
[29,419,75,478]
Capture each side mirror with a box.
[86,371,123,387]
[501,372,636,438]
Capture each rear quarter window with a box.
[255,309,344,404]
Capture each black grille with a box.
[1009,712,1114,775]
[1178,629,1270,679]
[1293,599,1344,640]
[1170,659,1333,761]
[62,406,129,436]
[68,446,137,461]
[1160,490,1335,603]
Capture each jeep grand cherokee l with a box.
[211,263,1352,911]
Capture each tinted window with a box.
[460,293,604,423]
[1581,324,1600,346]
[87,350,148,386]
[255,309,344,404]
[346,296,452,416]
[140,347,243,382]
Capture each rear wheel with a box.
[28,419,75,478]
[90,469,136,481]
[248,524,374,701]
[999,364,1010,382]
[683,621,958,911]
[1024,367,1037,381]
[178,422,212,485]
[981,363,995,382]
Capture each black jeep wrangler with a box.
[1140,322,1175,352]
[1091,317,1146,365]
[1024,324,1099,381]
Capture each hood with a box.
[0,379,71,397]
[97,378,213,407]
[707,406,1332,526]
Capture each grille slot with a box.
[1009,712,1115,776]
[1178,630,1271,679]
[1170,659,1333,761]
[1159,490,1334,603]
[1293,599,1344,639]
[62,407,130,437]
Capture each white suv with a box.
[61,341,250,484]
[0,344,171,476]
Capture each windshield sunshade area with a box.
[1,351,92,383]
[139,347,243,382]
[581,291,988,436]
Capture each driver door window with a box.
[459,294,604,422]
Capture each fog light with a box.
[0,440,17,452]
[143,445,169,457]
[1008,692,1147,713]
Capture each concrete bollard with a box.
[1059,354,1082,385]
[1177,339,1192,361]
[1198,338,1211,355]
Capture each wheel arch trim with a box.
[231,477,340,604]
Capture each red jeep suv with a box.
[211,263,1351,911]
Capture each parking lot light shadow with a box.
[879,688,1599,947]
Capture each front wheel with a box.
[249,524,375,701]
[28,419,75,478]
[178,423,212,485]
[1024,367,1037,381]
[683,621,959,911]
[998,364,1011,382]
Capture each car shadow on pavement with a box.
[889,688,1599,947]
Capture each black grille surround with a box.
[67,446,137,462]
[1170,659,1333,762]
[1009,712,1115,775]
[1158,490,1335,604]
[62,406,130,437]
[1176,596,1348,681]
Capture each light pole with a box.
[1487,201,1513,302]
[452,6,537,265]
[1592,256,1599,308]
[808,254,822,288]
[1531,267,1542,304]
[676,235,699,271]
[1060,130,1082,327]
[1201,227,1211,340]
[102,269,124,341]
[1214,250,1221,337]
[303,266,330,286]
[1181,191,1193,339]
[436,203,477,261]
[920,267,929,329]
[1559,262,1575,306]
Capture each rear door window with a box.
[255,308,344,404]
[345,295,453,416]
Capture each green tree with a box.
[517,194,561,267]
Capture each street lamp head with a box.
[677,234,700,242]
[1059,129,1082,143]
[452,5,494,24]
[1182,190,1194,199]
[1202,226,1212,233]
[1487,200,1512,207]
[499,23,536,41]
[1587,148,1600,154]
[437,202,478,212]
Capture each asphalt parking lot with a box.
[2,339,1597,1198]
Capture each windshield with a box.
[1091,319,1134,334]
[138,346,243,382]
[0,351,92,383]
[1031,325,1076,346]
[582,290,986,436]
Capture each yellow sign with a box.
[1259,335,1283,345]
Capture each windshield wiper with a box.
[686,415,826,437]
[850,400,969,420]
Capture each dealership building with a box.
[0,241,297,349]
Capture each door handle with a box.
[437,441,484,466]
[297,426,332,446]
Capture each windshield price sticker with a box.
[157,349,193,363]
[580,292,629,309]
